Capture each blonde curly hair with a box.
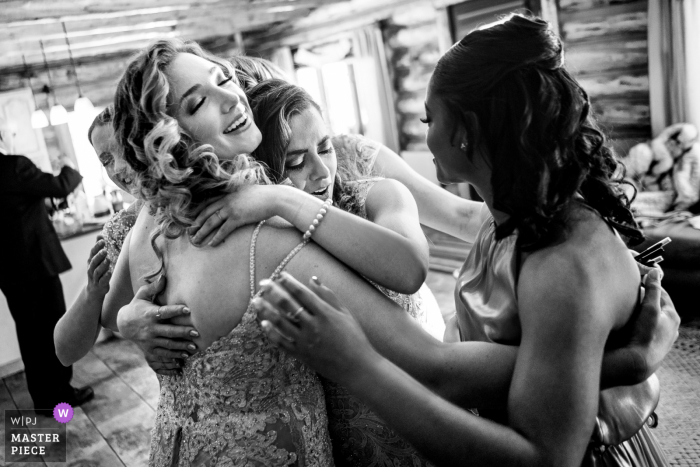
[114,39,269,242]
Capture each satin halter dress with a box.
[449,213,669,466]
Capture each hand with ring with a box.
[117,275,201,376]
[254,272,378,384]
[188,185,289,247]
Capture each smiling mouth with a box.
[310,186,331,199]
[224,108,249,134]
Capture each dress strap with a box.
[248,220,310,300]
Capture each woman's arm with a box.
[54,238,111,365]
[252,273,573,466]
[100,230,136,331]
[372,145,485,243]
[190,183,429,294]
[254,255,638,467]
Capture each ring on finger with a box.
[156,306,163,319]
[215,209,224,221]
[286,306,304,323]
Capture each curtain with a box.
[648,0,700,134]
[352,25,401,153]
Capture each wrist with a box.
[344,347,387,393]
[270,184,300,218]
[85,286,107,303]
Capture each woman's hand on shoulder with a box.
[190,185,297,247]
[255,272,379,386]
[117,276,201,375]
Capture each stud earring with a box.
[460,143,467,151]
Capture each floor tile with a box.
[44,408,125,467]
[96,405,154,467]
[90,339,146,375]
[3,373,34,410]
[117,365,161,411]
[80,374,150,429]
[72,351,117,388]
[45,442,124,467]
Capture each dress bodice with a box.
[454,216,520,344]
[101,199,144,273]
[149,222,334,466]
[453,214,668,466]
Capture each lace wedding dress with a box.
[148,222,334,466]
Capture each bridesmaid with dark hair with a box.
[256,14,674,467]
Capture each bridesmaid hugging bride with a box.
[55,13,678,467]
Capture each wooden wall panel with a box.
[559,0,650,156]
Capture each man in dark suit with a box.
[0,116,94,409]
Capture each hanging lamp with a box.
[39,40,68,125]
[62,22,94,114]
[24,54,49,129]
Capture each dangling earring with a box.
[460,142,467,152]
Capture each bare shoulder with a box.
[518,207,639,329]
[366,178,414,212]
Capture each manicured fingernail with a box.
[251,297,262,309]
[187,344,196,350]
[183,307,190,314]
[260,320,272,331]
[190,330,199,337]
[259,279,272,290]
[311,276,321,285]
[181,353,189,358]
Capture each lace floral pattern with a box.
[330,178,432,467]
[149,222,334,466]
[100,200,144,273]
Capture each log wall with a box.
[559,0,650,157]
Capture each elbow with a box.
[393,266,427,295]
[396,249,429,295]
[54,345,73,367]
[56,353,72,367]
[53,326,77,367]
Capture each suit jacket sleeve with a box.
[14,156,83,198]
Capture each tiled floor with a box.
[1,270,699,466]
[1,337,158,467]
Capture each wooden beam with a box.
[0,0,345,23]
[247,0,426,51]
[1,7,314,69]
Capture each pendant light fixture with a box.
[39,40,68,125]
[62,22,94,114]
[24,54,49,129]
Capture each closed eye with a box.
[285,155,306,172]
[191,98,205,115]
[420,116,431,124]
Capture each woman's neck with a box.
[470,181,509,227]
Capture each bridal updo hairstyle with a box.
[113,39,268,240]
[431,14,643,249]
